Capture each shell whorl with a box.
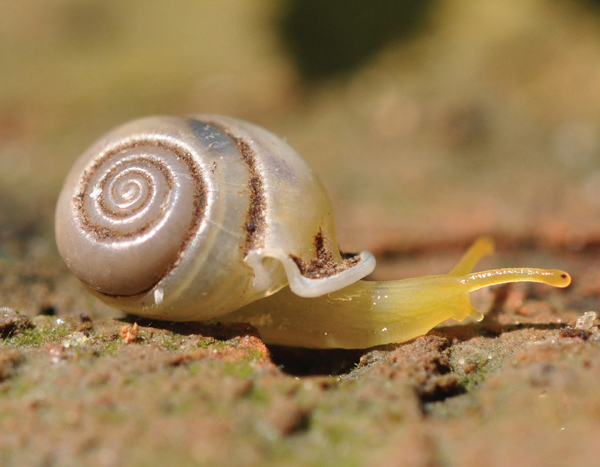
[59,126,208,297]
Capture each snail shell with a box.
[55,115,376,321]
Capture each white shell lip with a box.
[246,249,376,298]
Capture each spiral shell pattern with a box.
[78,144,203,242]
[56,120,210,298]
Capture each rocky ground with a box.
[1,1,600,465]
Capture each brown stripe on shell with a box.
[202,119,267,254]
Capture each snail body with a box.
[56,115,571,349]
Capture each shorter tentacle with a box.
[449,236,495,276]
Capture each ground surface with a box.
[1,1,600,466]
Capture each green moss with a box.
[103,340,121,355]
[246,385,270,405]
[4,320,72,347]
[223,360,254,378]
[196,339,216,349]
[244,347,265,362]
[160,333,185,351]
[212,340,230,350]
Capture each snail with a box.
[55,115,571,349]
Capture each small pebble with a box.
[575,311,597,331]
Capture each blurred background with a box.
[1,0,600,263]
